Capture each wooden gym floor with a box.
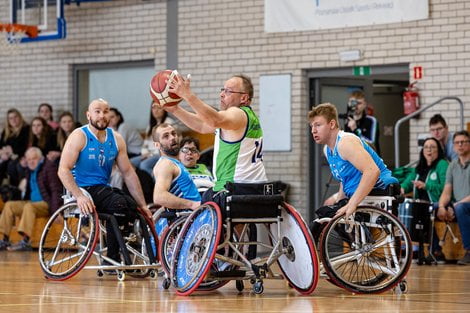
[0,251,469,313]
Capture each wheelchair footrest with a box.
[211,269,246,278]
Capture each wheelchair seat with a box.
[368,183,401,197]
[226,194,284,219]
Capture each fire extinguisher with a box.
[403,82,420,115]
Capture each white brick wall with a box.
[1,0,469,218]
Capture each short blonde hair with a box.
[308,103,340,129]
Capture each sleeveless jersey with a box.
[212,106,267,191]
[73,126,118,187]
[157,156,201,201]
[325,131,398,198]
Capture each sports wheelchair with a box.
[38,188,160,281]
[315,184,413,294]
[162,181,320,296]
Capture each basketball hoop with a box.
[0,23,38,55]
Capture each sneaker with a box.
[424,250,446,265]
[0,239,11,251]
[457,251,470,265]
[7,239,32,251]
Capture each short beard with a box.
[90,119,109,131]
[162,146,179,157]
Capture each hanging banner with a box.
[265,0,429,33]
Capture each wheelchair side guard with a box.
[171,202,222,296]
[270,202,320,295]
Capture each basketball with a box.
[149,69,182,107]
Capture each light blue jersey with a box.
[325,131,398,198]
[73,126,118,187]
[156,156,201,202]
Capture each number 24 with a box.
[252,140,263,163]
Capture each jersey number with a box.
[252,140,263,163]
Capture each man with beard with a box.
[152,123,201,210]
[58,98,150,262]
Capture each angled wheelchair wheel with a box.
[39,202,99,280]
[319,206,412,294]
[269,203,320,295]
[158,215,187,277]
[170,202,222,296]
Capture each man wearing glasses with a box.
[165,74,267,204]
[437,130,470,265]
[152,123,201,210]
[429,114,457,161]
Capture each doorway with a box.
[307,64,410,218]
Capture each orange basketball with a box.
[149,69,182,107]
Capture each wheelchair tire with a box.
[269,202,320,295]
[158,215,187,277]
[39,202,99,280]
[170,202,222,296]
[319,206,413,294]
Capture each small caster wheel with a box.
[253,281,264,294]
[118,271,126,281]
[399,281,408,293]
[249,278,256,285]
[236,280,244,292]
[149,270,157,279]
[97,270,104,277]
[162,278,171,290]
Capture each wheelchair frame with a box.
[38,189,161,281]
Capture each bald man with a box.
[58,98,150,262]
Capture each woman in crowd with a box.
[109,107,143,158]
[401,137,449,263]
[47,111,77,162]
[28,117,57,157]
[0,109,30,186]
[38,103,59,130]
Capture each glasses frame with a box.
[180,147,199,154]
[220,88,247,96]
[453,140,470,146]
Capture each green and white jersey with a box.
[212,106,267,191]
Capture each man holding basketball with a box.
[58,98,151,262]
[165,74,267,204]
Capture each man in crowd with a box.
[429,114,458,161]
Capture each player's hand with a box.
[190,201,201,210]
[141,206,153,220]
[76,194,95,215]
[334,202,357,220]
[168,72,191,100]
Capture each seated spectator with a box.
[429,114,457,161]
[178,137,214,191]
[28,116,57,157]
[109,107,143,158]
[131,102,177,178]
[401,137,448,202]
[47,111,78,162]
[437,130,470,265]
[0,109,30,186]
[38,103,59,130]
[0,147,63,251]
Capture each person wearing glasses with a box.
[429,114,458,161]
[437,130,470,265]
[164,74,267,205]
[400,137,449,264]
[152,124,201,210]
[58,99,151,262]
[344,90,380,156]
[178,137,214,193]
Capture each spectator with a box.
[0,109,30,186]
[401,137,448,203]
[47,111,78,162]
[344,90,380,155]
[109,107,143,158]
[130,102,177,178]
[28,116,57,157]
[178,137,214,191]
[429,114,457,161]
[0,147,62,251]
[38,103,59,130]
[437,130,470,265]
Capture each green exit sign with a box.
[353,66,371,76]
